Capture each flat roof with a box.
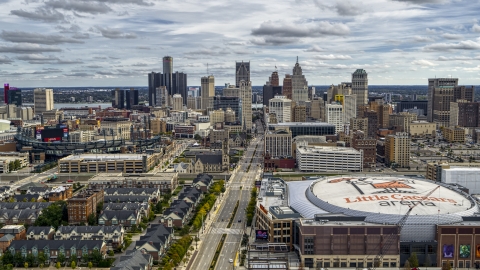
[297,146,361,154]
[61,154,148,161]
[270,122,334,127]
[298,219,389,227]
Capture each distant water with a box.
[23,103,114,109]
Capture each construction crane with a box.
[370,186,440,270]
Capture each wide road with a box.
[190,121,264,270]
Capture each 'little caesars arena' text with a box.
[344,194,457,206]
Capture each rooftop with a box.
[270,122,334,127]
[61,154,148,162]
[296,145,361,155]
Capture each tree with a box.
[404,260,411,270]
[25,253,36,267]
[71,261,76,269]
[108,250,114,257]
[13,252,24,267]
[14,160,21,170]
[442,260,452,270]
[38,251,47,266]
[2,250,13,265]
[88,262,93,269]
[57,253,66,266]
[55,262,61,269]
[39,263,44,269]
[34,201,67,229]
[87,213,97,225]
[408,252,419,268]
[24,262,28,269]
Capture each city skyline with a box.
[0,0,480,87]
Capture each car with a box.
[67,179,74,182]
[238,219,241,223]
[229,259,233,263]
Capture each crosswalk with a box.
[210,227,244,235]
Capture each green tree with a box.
[8,161,14,172]
[88,262,93,269]
[37,251,46,266]
[24,262,28,269]
[57,253,66,266]
[408,252,419,268]
[194,134,202,141]
[13,252,24,267]
[55,262,61,269]
[25,253,35,267]
[89,249,102,266]
[39,263,44,269]
[71,261,76,269]
[14,160,21,170]
[404,260,411,270]
[2,250,13,265]
[87,213,97,225]
[34,201,67,229]
[108,250,114,257]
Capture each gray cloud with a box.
[335,2,364,16]
[414,36,434,42]
[0,44,62,54]
[0,56,13,64]
[251,21,350,38]
[250,37,298,46]
[57,59,84,64]
[96,0,154,6]
[472,24,480,33]
[72,33,90,39]
[423,40,480,51]
[56,24,81,33]
[0,31,84,45]
[17,54,59,64]
[314,54,352,60]
[10,8,65,23]
[437,56,476,61]
[45,0,112,14]
[392,0,448,3]
[135,46,151,50]
[304,45,325,52]
[85,65,103,68]
[95,26,137,39]
[65,72,91,77]
[441,33,463,40]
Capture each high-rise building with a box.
[282,75,293,99]
[325,103,344,134]
[34,88,54,114]
[225,108,236,123]
[240,80,252,132]
[172,71,188,104]
[389,112,417,133]
[265,129,292,157]
[201,76,215,111]
[155,86,168,107]
[427,78,473,126]
[352,69,368,106]
[148,72,163,106]
[187,96,197,110]
[350,118,368,135]
[270,71,279,86]
[310,98,325,121]
[450,101,480,127]
[235,61,250,87]
[385,132,410,168]
[113,88,125,109]
[3,84,9,104]
[343,94,357,125]
[213,96,242,123]
[291,58,308,102]
[292,105,306,122]
[263,71,282,106]
[364,111,378,138]
[327,83,352,104]
[172,94,183,111]
[163,56,173,94]
[7,89,22,106]
[125,88,139,110]
[209,109,225,125]
[223,83,239,98]
[269,95,292,123]
[351,130,377,168]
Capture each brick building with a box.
[351,130,376,168]
[67,189,104,225]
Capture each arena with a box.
[288,176,479,241]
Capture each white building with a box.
[343,94,357,125]
[296,144,363,172]
[325,103,344,134]
[269,95,292,123]
[441,167,480,195]
[172,94,183,111]
[34,88,54,114]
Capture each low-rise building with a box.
[162,200,193,228]
[296,144,363,172]
[103,188,160,202]
[58,153,161,174]
[192,174,213,193]
[7,240,107,264]
[26,226,55,240]
[104,195,150,204]
[88,172,178,195]
[409,121,436,137]
[443,126,465,143]
[111,250,153,270]
[98,210,141,229]
[426,162,480,181]
[103,203,150,217]
[0,209,41,225]
[134,224,173,260]
[67,189,104,225]
[55,225,124,250]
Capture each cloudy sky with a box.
[1,0,480,87]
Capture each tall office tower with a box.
[350,118,369,135]
[113,88,125,109]
[269,71,279,86]
[450,101,480,127]
[326,103,344,134]
[240,80,252,132]
[308,86,315,100]
[343,94,357,125]
[213,96,242,123]
[201,75,215,111]
[235,61,250,87]
[148,72,163,106]
[310,97,325,121]
[263,70,283,106]
[7,89,22,106]
[223,83,239,97]
[187,96,197,110]
[125,88,139,110]
[282,75,292,99]
[172,71,188,104]
[365,111,378,138]
[327,83,352,104]
[3,84,9,104]
[292,105,306,122]
[291,58,308,102]
[352,69,368,106]
[252,93,258,104]
[163,56,173,94]
[427,78,474,126]
[34,88,54,114]
[385,132,410,168]
[269,95,292,123]
[172,94,183,111]
[155,86,168,107]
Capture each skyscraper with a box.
[201,75,215,111]
[113,88,125,109]
[235,61,250,87]
[173,94,183,111]
[148,72,163,106]
[270,71,279,86]
[240,80,252,132]
[352,69,368,106]
[282,75,292,99]
[3,84,9,104]
[7,89,22,106]
[172,71,187,104]
[263,70,283,106]
[34,88,54,114]
[291,57,308,102]
[163,56,173,94]
[126,88,139,110]
[427,78,459,123]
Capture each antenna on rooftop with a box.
[207,63,209,75]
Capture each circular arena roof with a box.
[311,176,471,216]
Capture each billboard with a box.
[443,244,454,258]
[255,180,262,187]
[36,127,68,142]
[476,245,480,258]
[255,230,268,240]
[460,245,471,258]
